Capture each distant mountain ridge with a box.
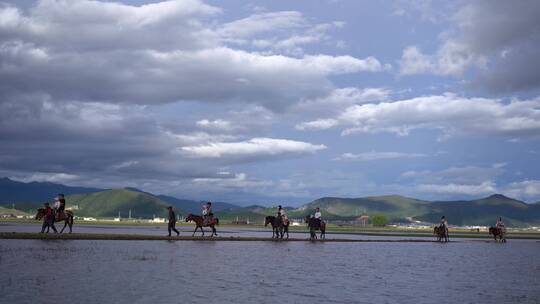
[1,178,540,226]
[68,189,172,218]
[0,177,104,204]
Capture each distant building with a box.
[151,217,166,223]
[355,215,370,227]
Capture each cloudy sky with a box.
[1,0,540,205]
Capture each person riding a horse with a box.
[53,193,66,220]
[277,205,289,226]
[496,217,506,234]
[202,202,213,225]
[314,207,322,227]
[440,216,448,234]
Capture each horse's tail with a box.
[215,218,219,225]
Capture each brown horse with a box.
[433,225,449,242]
[265,216,289,239]
[185,214,219,237]
[35,209,74,233]
[489,227,506,243]
[305,216,325,240]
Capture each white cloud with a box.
[417,181,496,196]
[298,94,540,139]
[295,87,390,111]
[181,137,326,158]
[218,11,305,38]
[218,11,347,55]
[502,180,540,202]
[12,172,80,184]
[196,119,233,131]
[399,43,486,76]
[334,151,427,161]
[399,46,436,75]
[0,1,388,111]
[192,172,273,189]
[295,119,338,131]
[401,165,505,184]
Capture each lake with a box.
[1,223,539,304]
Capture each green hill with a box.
[298,195,431,220]
[68,189,176,218]
[0,206,31,217]
[415,194,540,226]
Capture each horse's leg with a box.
[192,226,197,237]
[60,220,67,233]
[69,216,73,233]
[285,226,289,239]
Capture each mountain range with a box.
[1,178,539,226]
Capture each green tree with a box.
[371,214,388,226]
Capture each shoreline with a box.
[0,232,440,242]
[1,231,539,241]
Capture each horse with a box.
[264,216,289,239]
[305,216,325,240]
[35,209,74,233]
[433,225,449,242]
[489,226,506,243]
[185,214,219,237]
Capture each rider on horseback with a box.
[202,202,212,225]
[440,215,448,235]
[277,205,289,226]
[496,217,506,235]
[314,207,322,227]
[53,194,66,220]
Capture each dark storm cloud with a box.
[456,0,540,93]
[398,0,540,94]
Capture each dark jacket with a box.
[168,210,176,222]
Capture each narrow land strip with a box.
[1,232,439,242]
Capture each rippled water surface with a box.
[1,224,539,304]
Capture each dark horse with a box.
[489,227,506,243]
[35,209,74,233]
[185,214,219,237]
[305,216,325,240]
[264,216,289,239]
[433,225,449,242]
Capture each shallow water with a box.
[0,222,430,240]
[1,224,539,304]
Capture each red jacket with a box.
[45,207,53,217]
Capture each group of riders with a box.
[436,215,506,240]
[40,194,66,233]
[38,195,507,239]
[276,205,323,227]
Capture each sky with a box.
[1,0,540,205]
